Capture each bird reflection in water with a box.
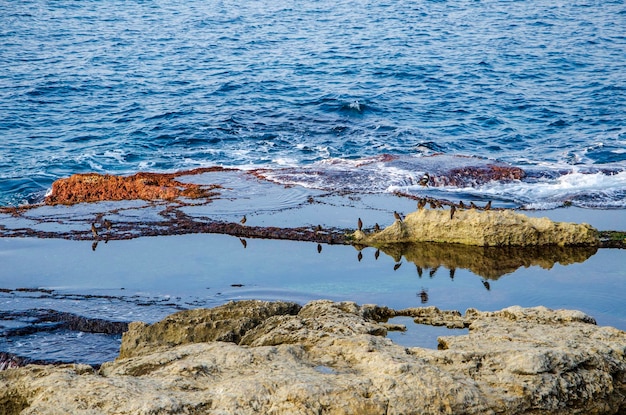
[417,288,429,304]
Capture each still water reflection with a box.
[0,234,623,365]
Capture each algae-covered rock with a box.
[356,209,599,246]
[1,300,624,414]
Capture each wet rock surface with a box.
[1,300,624,414]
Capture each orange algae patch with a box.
[45,167,228,206]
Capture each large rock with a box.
[354,209,599,246]
[0,300,624,414]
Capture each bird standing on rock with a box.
[418,173,430,187]
[470,202,478,209]
[240,215,247,225]
[91,223,98,239]
[450,205,456,220]
[394,211,402,222]
[374,223,380,232]
[103,219,112,230]
[417,199,426,210]
[484,201,492,210]
[459,201,465,209]
[357,218,363,231]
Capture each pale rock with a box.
[0,300,624,414]
[355,209,599,246]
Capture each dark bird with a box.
[484,200,492,211]
[91,241,98,251]
[417,266,423,278]
[317,243,322,253]
[429,201,437,209]
[417,199,426,210]
[394,211,402,222]
[239,238,247,248]
[470,202,478,209]
[315,224,322,233]
[450,205,456,220]
[240,215,247,225]
[418,288,429,304]
[429,266,439,278]
[482,280,491,291]
[449,267,456,280]
[357,218,363,231]
[459,200,465,209]
[374,223,380,232]
[91,223,98,239]
[103,219,112,230]
[357,251,363,262]
[418,172,430,187]
[374,249,380,260]
[393,262,402,271]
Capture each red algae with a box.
[44,167,230,206]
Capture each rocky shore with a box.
[1,300,624,414]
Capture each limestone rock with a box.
[355,209,599,246]
[0,300,624,414]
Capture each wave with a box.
[254,154,626,209]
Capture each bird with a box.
[315,224,322,233]
[239,238,247,248]
[470,202,478,209]
[374,249,380,260]
[357,218,363,231]
[103,219,112,230]
[91,223,98,239]
[240,215,247,225]
[317,243,322,253]
[418,172,430,187]
[484,201,492,211]
[374,223,380,232]
[459,201,465,209]
[357,251,363,262]
[394,211,402,222]
[417,199,427,210]
[429,201,437,209]
[418,288,429,304]
[429,266,439,278]
[450,205,456,220]
[393,262,402,271]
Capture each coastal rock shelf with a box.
[354,209,600,247]
[1,300,624,414]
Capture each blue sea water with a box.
[1,0,625,207]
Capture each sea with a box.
[1,0,625,208]
[1,0,626,366]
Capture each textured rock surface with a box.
[0,300,624,415]
[44,167,226,205]
[355,209,599,246]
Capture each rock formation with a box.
[0,300,624,414]
[44,167,227,205]
[354,209,599,246]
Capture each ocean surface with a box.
[1,0,625,208]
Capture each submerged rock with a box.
[355,209,599,246]
[0,300,624,414]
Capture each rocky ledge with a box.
[1,300,624,414]
[354,209,599,246]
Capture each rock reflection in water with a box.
[374,242,598,280]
